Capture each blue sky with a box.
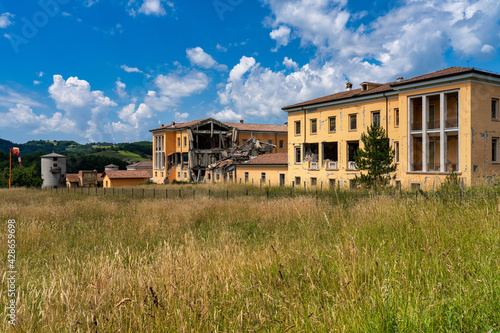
[1,0,500,143]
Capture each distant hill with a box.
[0,139,152,161]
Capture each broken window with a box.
[347,141,359,169]
[394,141,399,164]
[261,172,266,183]
[279,140,284,148]
[184,137,187,147]
[295,146,301,164]
[245,172,249,183]
[323,142,338,169]
[303,143,319,162]
[310,119,317,134]
[493,137,499,163]
[349,114,357,130]
[295,176,301,187]
[329,116,336,132]
[372,111,380,127]
[329,179,335,189]
[177,137,180,147]
[295,121,301,135]
[493,99,499,120]
[310,177,317,186]
[268,139,273,144]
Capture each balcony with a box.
[348,161,358,170]
[445,118,458,129]
[309,161,319,170]
[326,161,337,170]
[50,166,61,173]
[411,122,422,131]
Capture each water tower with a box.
[41,152,66,189]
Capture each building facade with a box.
[282,67,500,190]
[150,118,287,184]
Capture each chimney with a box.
[239,119,244,123]
[161,123,164,127]
[345,82,353,91]
[171,121,176,128]
[285,121,288,126]
[397,77,403,83]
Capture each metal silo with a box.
[41,152,67,189]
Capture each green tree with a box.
[0,165,42,187]
[354,124,396,188]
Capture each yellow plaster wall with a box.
[397,82,472,189]
[238,132,288,153]
[103,176,149,188]
[470,81,500,183]
[235,165,288,186]
[287,97,397,188]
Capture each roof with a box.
[41,152,65,158]
[224,122,287,133]
[127,160,152,168]
[66,174,79,183]
[239,153,288,165]
[150,118,287,133]
[105,164,119,168]
[102,170,151,179]
[149,118,211,131]
[282,67,487,110]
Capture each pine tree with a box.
[354,124,396,188]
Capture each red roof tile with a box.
[224,122,287,133]
[102,170,150,179]
[66,174,79,183]
[239,153,288,165]
[127,160,153,168]
[283,67,478,110]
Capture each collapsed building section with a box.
[150,118,287,184]
[206,136,276,182]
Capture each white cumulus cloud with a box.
[208,107,242,122]
[0,13,14,28]
[0,104,75,134]
[186,47,227,70]
[270,25,291,51]
[121,64,143,73]
[154,70,209,98]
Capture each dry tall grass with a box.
[1,188,499,332]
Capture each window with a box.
[183,137,187,147]
[310,119,317,134]
[245,172,249,183]
[242,139,247,145]
[295,146,301,163]
[329,116,336,132]
[394,108,400,127]
[279,140,284,148]
[329,179,335,189]
[310,177,317,186]
[492,99,499,120]
[161,172,163,177]
[261,172,266,183]
[155,135,165,170]
[295,177,301,186]
[493,137,499,163]
[394,141,399,164]
[268,139,273,144]
[184,172,187,178]
[295,121,301,135]
[178,172,180,177]
[177,137,180,147]
[155,172,157,177]
[372,111,380,127]
[216,174,220,181]
[349,114,357,130]
[410,182,421,191]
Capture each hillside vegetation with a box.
[0,188,498,332]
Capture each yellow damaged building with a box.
[282,67,500,190]
[150,118,287,184]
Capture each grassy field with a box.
[93,150,148,162]
[1,188,499,332]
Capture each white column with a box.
[422,96,428,172]
[408,98,413,171]
[440,93,446,172]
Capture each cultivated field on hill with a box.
[1,188,499,332]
